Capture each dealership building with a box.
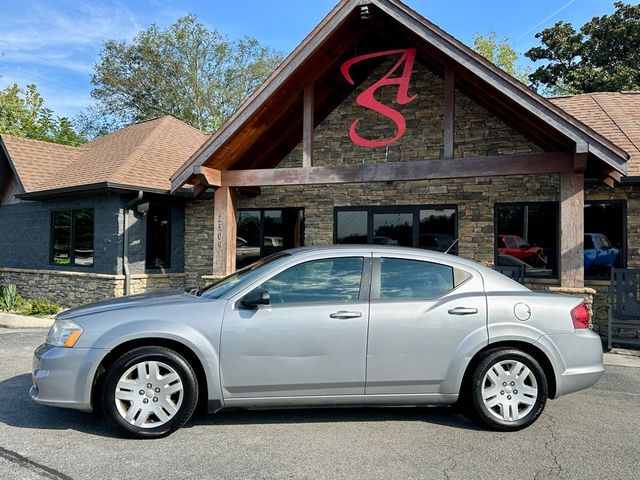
[1,0,639,334]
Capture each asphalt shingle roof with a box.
[1,115,208,194]
[549,92,640,176]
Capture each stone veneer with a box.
[0,268,185,309]
[184,198,214,288]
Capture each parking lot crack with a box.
[441,449,461,480]
[534,413,563,480]
[0,445,73,480]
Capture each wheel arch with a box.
[91,337,216,414]
[459,341,557,400]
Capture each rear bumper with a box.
[31,343,104,412]
[539,330,604,398]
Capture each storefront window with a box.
[51,209,94,266]
[146,206,171,269]
[236,208,304,268]
[495,203,558,278]
[584,201,625,278]
[335,206,457,253]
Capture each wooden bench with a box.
[609,268,640,350]
[493,265,525,285]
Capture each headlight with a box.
[46,319,84,348]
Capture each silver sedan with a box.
[31,246,604,438]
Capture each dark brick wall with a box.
[0,192,185,276]
[0,193,122,274]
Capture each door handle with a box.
[448,307,479,315]
[329,311,362,319]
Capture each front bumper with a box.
[539,330,605,398]
[31,343,104,412]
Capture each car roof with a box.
[286,245,478,268]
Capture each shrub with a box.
[29,299,61,317]
[0,284,19,311]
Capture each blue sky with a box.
[0,0,617,119]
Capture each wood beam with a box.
[193,182,209,198]
[444,66,455,159]
[302,84,314,168]
[221,152,573,187]
[601,176,616,188]
[194,166,222,187]
[573,142,588,172]
[560,170,584,288]
[212,186,237,276]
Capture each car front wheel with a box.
[470,349,548,431]
[101,346,198,438]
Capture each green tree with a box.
[89,14,283,133]
[526,2,640,94]
[472,32,530,84]
[0,83,85,146]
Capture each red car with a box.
[497,234,547,266]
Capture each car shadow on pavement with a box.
[187,405,483,431]
[0,373,120,438]
[0,373,482,436]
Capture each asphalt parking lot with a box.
[0,328,639,480]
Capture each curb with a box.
[0,312,54,329]
[603,349,640,368]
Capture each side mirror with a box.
[241,287,270,309]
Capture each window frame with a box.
[145,204,173,270]
[333,204,458,253]
[257,255,372,307]
[584,199,627,280]
[493,201,560,279]
[49,208,95,267]
[237,207,305,259]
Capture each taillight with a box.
[571,303,590,329]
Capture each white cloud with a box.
[0,0,141,51]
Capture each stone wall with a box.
[184,198,214,287]
[0,268,185,308]
[281,60,539,168]
[0,268,121,308]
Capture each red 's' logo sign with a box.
[341,48,418,148]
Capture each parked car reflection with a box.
[584,233,619,274]
[497,235,547,267]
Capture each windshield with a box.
[199,252,291,299]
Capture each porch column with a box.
[212,186,237,276]
[559,170,584,287]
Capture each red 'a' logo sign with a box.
[341,48,418,148]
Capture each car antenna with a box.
[445,238,459,254]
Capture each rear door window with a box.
[378,258,454,299]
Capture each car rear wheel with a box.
[470,349,548,431]
[101,346,198,438]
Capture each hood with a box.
[57,289,198,320]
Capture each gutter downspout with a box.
[123,191,143,296]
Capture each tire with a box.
[101,346,198,438]
[469,349,548,431]
[531,252,548,267]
